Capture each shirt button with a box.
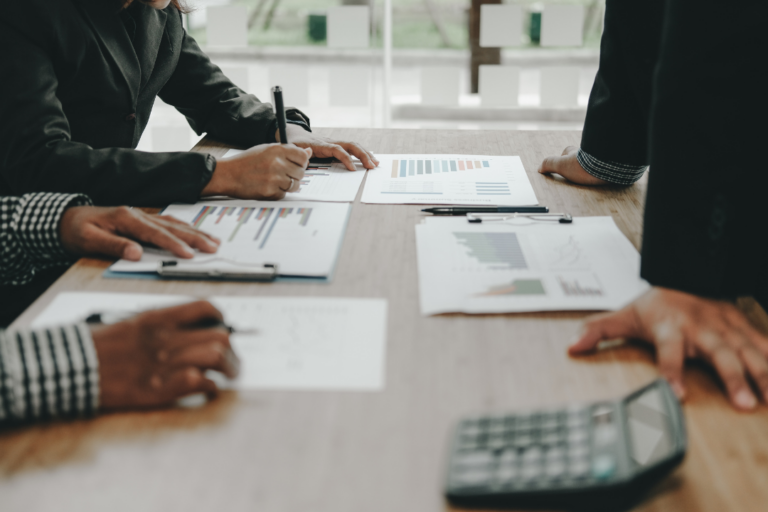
[125,113,136,122]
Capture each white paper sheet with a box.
[415,216,649,315]
[109,200,350,278]
[361,154,539,206]
[33,293,388,391]
[224,149,367,203]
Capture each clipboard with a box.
[156,261,278,282]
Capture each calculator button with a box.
[496,465,518,485]
[521,462,543,481]
[568,444,589,460]
[593,425,618,446]
[568,458,590,478]
[522,446,543,463]
[487,434,506,450]
[591,454,617,480]
[545,460,567,479]
[546,447,565,461]
[567,428,589,445]
[456,451,494,468]
[453,468,492,487]
[513,433,534,448]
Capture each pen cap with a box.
[271,86,285,112]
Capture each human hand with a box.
[91,301,240,409]
[281,123,379,171]
[59,206,220,261]
[537,146,609,185]
[203,143,312,200]
[569,287,768,411]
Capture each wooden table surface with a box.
[3,129,768,512]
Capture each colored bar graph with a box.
[443,161,449,172]
[466,160,474,169]
[400,160,407,177]
[450,161,457,172]
[391,160,399,178]
[475,161,481,168]
[192,205,216,228]
[458,160,465,171]
[425,160,432,174]
[409,160,415,176]
[253,208,274,241]
[389,158,496,178]
[433,160,440,173]
[298,208,313,226]
[417,161,423,175]
[215,206,233,224]
[483,161,490,167]
[229,207,255,242]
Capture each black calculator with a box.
[444,379,686,510]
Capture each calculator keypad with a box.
[450,406,617,491]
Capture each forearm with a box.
[0,323,99,424]
[0,193,90,286]
[1,142,216,207]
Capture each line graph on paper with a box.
[548,236,591,271]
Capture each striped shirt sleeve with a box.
[577,148,648,185]
[0,192,92,286]
[0,323,99,424]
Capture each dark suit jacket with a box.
[579,0,665,167]
[0,0,307,206]
[642,0,768,300]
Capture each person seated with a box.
[0,0,378,207]
[0,191,238,425]
[563,0,768,411]
[0,192,219,326]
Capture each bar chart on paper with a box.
[110,200,351,277]
[362,154,538,205]
[415,217,649,314]
[224,149,367,202]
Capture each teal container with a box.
[529,12,541,45]
[308,13,327,42]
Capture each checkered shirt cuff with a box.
[577,148,648,185]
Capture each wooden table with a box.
[3,129,768,512]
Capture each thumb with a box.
[304,147,313,158]
[81,225,143,260]
[538,156,562,175]
[569,307,640,355]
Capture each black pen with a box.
[422,206,549,216]
[85,312,257,335]
[272,85,288,144]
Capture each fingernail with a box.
[735,389,757,409]
[181,244,194,257]
[123,243,143,261]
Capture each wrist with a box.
[201,158,233,196]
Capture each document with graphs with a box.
[109,200,350,278]
[415,216,649,315]
[362,154,538,206]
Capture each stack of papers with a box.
[110,200,351,279]
[362,154,538,206]
[415,216,649,315]
[33,292,388,391]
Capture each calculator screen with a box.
[625,387,674,467]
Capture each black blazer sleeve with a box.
[580,0,665,167]
[159,20,310,147]
[0,16,216,208]
[641,0,768,300]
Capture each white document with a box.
[109,200,350,278]
[33,292,388,391]
[415,217,649,315]
[224,149,367,203]
[361,154,539,206]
